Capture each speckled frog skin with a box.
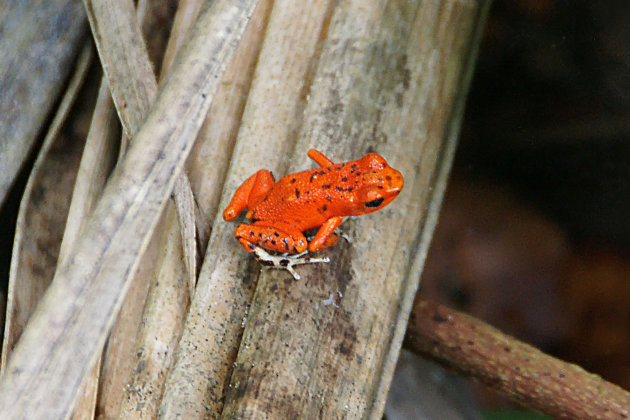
[223,149,404,254]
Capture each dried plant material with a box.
[67,3,173,417]
[57,79,120,265]
[1,45,93,369]
[71,366,101,420]
[114,0,258,412]
[158,1,331,417]
[65,1,175,416]
[84,0,197,325]
[97,234,158,419]
[0,0,87,207]
[183,0,274,247]
[0,1,258,417]
[220,0,487,418]
[172,175,198,295]
[117,205,190,419]
[160,0,205,79]
[105,5,200,416]
[92,2,206,418]
[84,0,157,140]
[145,3,269,417]
[137,0,177,76]
[406,299,630,419]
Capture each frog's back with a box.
[249,164,354,230]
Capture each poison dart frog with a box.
[223,149,404,258]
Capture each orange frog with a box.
[223,149,404,263]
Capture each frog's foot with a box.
[336,229,352,244]
[305,229,351,246]
[252,247,329,280]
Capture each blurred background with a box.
[389,0,630,418]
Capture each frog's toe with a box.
[251,247,329,280]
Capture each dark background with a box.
[420,0,630,404]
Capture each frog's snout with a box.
[384,167,404,193]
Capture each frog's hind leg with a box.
[234,221,308,254]
[307,149,335,167]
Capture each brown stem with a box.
[405,299,630,419]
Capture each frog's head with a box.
[353,153,404,215]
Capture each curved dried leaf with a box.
[158,1,329,417]
[108,2,203,418]
[117,205,190,419]
[0,0,86,207]
[160,1,204,80]
[57,79,119,265]
[97,233,158,419]
[84,0,157,138]
[68,2,176,417]
[173,175,198,295]
[1,45,93,369]
[0,1,258,417]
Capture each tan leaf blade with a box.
[84,0,203,311]
[158,1,327,416]
[0,1,258,418]
[220,0,487,418]
[173,174,199,295]
[0,0,86,207]
[84,0,157,137]
[1,44,93,369]
[71,2,177,417]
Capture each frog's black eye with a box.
[365,198,384,208]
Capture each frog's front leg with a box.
[234,220,308,254]
[223,169,275,221]
[308,216,344,252]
